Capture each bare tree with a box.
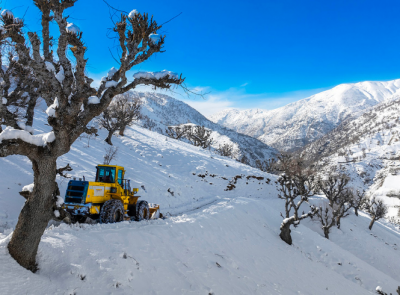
[103,146,119,165]
[165,125,190,140]
[376,286,400,295]
[315,174,353,238]
[187,125,213,149]
[0,1,184,272]
[364,198,388,230]
[276,155,318,245]
[98,93,141,145]
[351,189,366,216]
[216,143,234,157]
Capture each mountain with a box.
[131,91,278,166]
[1,109,400,294]
[300,95,400,218]
[209,79,400,152]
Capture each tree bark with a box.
[280,221,293,245]
[323,227,330,239]
[8,157,57,272]
[369,217,376,230]
[354,208,358,216]
[105,130,114,145]
[119,125,126,136]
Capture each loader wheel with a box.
[100,199,125,224]
[135,200,150,221]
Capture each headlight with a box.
[111,187,117,193]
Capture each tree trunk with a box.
[119,125,126,136]
[323,227,330,239]
[369,217,376,230]
[8,157,57,272]
[354,208,358,217]
[105,130,114,145]
[280,221,293,245]
[336,216,341,229]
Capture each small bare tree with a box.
[216,143,234,157]
[315,174,353,238]
[351,189,366,216]
[103,146,118,165]
[364,198,388,230]
[165,125,190,140]
[98,93,141,145]
[276,155,318,245]
[187,125,213,149]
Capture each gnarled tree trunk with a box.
[119,125,126,136]
[105,130,114,145]
[369,216,376,230]
[8,157,57,272]
[280,221,293,245]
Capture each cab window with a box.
[118,170,123,186]
[96,166,116,183]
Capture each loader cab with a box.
[95,165,124,184]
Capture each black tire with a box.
[135,200,150,221]
[100,199,125,223]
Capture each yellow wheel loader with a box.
[62,165,161,223]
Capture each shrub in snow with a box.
[216,143,234,158]
[315,173,354,239]
[0,0,183,273]
[97,92,142,144]
[166,125,213,149]
[364,198,388,230]
[275,154,318,245]
[375,285,400,295]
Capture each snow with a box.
[53,210,60,218]
[0,127,55,146]
[149,33,161,44]
[107,67,117,79]
[1,95,400,294]
[55,66,64,84]
[88,96,100,104]
[56,196,64,207]
[105,80,118,88]
[66,23,80,34]
[11,56,18,62]
[1,98,6,104]
[17,122,34,134]
[133,70,179,80]
[45,61,55,72]
[128,9,138,18]
[1,9,13,18]
[22,183,34,193]
[45,97,59,117]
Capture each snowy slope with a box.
[1,110,400,294]
[300,96,400,220]
[132,92,278,166]
[209,79,400,151]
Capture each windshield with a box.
[96,166,116,183]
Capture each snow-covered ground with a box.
[301,96,400,221]
[1,108,400,294]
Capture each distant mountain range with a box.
[130,92,278,167]
[209,79,400,151]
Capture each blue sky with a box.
[8,0,400,115]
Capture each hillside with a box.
[209,79,400,152]
[1,109,400,294]
[132,92,278,166]
[300,96,400,220]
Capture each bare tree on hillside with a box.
[165,125,190,140]
[216,143,234,157]
[187,125,213,149]
[98,93,141,145]
[0,1,184,272]
[315,174,354,238]
[276,155,318,245]
[364,198,388,230]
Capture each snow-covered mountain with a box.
[1,110,400,294]
[300,95,400,219]
[131,92,278,166]
[209,79,400,151]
